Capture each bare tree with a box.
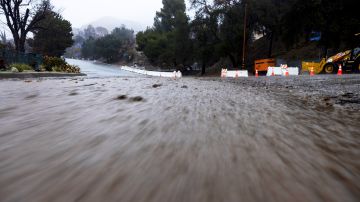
[0,0,49,52]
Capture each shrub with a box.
[53,66,62,72]
[10,63,33,72]
[42,56,81,73]
[53,64,80,73]
[43,56,67,72]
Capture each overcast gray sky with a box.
[52,0,192,28]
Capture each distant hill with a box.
[81,16,146,33]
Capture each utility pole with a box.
[242,2,247,70]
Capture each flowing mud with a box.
[0,75,359,202]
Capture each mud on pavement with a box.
[0,75,359,202]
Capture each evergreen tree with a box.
[81,26,135,63]
[30,11,73,57]
[137,0,192,68]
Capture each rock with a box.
[69,92,79,96]
[129,96,144,102]
[152,84,162,88]
[11,67,19,73]
[116,95,128,100]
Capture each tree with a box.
[94,27,135,63]
[95,26,109,37]
[250,0,296,57]
[190,1,220,75]
[94,35,122,63]
[137,29,171,64]
[30,11,73,57]
[81,37,96,59]
[137,0,192,68]
[0,0,49,52]
[282,0,360,55]
[190,0,248,69]
[81,26,135,63]
[83,25,97,39]
[0,30,6,44]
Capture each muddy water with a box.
[66,59,139,78]
[0,76,359,202]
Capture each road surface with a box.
[0,72,359,202]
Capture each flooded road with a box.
[66,59,139,78]
[0,75,359,202]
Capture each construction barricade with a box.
[266,65,299,76]
[121,66,182,78]
[221,69,249,78]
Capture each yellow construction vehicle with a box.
[302,47,360,74]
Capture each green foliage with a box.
[30,10,74,57]
[190,16,219,74]
[43,56,67,71]
[10,63,33,72]
[95,35,123,63]
[154,0,187,32]
[42,56,80,73]
[136,0,192,68]
[282,0,360,51]
[81,38,96,59]
[81,26,135,63]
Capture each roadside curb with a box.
[0,72,87,79]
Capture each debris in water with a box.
[116,95,128,100]
[83,83,97,87]
[69,91,79,96]
[25,94,38,99]
[129,96,144,102]
[152,84,162,88]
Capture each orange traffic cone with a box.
[285,68,289,76]
[310,67,315,76]
[255,69,259,78]
[221,68,227,78]
[337,64,343,76]
[271,68,275,76]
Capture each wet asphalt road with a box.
[0,74,359,202]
